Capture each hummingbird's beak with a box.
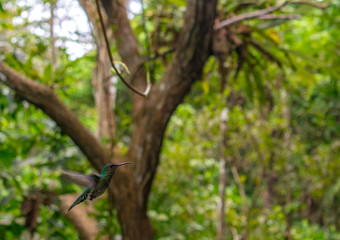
[116,162,132,167]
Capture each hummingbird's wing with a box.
[61,170,100,188]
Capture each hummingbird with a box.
[62,162,131,212]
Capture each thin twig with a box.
[259,14,301,20]
[94,0,151,97]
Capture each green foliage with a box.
[1,0,340,239]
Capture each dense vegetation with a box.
[1,0,340,239]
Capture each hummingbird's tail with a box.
[66,187,90,213]
[66,202,77,213]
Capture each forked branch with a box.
[94,0,151,97]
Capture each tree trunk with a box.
[78,0,116,151]
[102,0,218,239]
[92,43,116,149]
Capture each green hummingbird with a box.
[62,162,131,212]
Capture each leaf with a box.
[168,0,186,7]
[112,60,130,75]
[252,67,266,105]
[202,80,209,95]
[267,29,280,44]
[244,67,254,102]
[0,193,14,206]
[295,66,316,85]
[256,19,290,30]
[0,149,16,169]
[286,49,321,67]
[42,64,53,84]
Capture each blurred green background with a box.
[1,0,340,239]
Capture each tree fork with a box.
[100,0,218,239]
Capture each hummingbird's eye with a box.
[110,165,114,168]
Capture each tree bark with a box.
[78,0,116,152]
[49,0,56,66]
[101,0,147,118]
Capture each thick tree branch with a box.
[0,62,108,172]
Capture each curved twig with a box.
[95,0,151,97]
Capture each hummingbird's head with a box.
[101,162,132,175]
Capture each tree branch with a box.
[259,14,301,20]
[78,0,117,157]
[215,2,287,30]
[0,62,108,172]
[216,0,328,30]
